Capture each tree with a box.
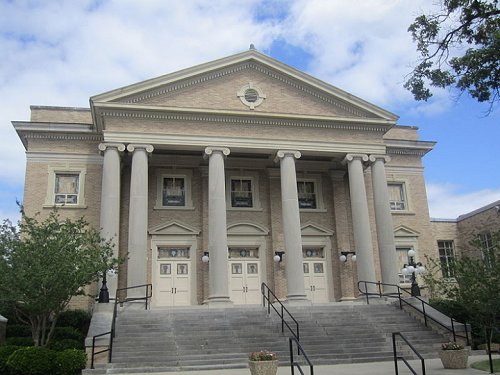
[423,230,500,346]
[405,0,500,109]
[0,210,119,346]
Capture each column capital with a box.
[204,147,230,159]
[342,153,368,165]
[274,150,301,163]
[98,143,126,153]
[126,144,154,153]
[368,154,391,164]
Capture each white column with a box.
[369,155,399,287]
[98,143,125,299]
[275,150,307,302]
[204,147,232,305]
[126,144,153,298]
[343,154,377,292]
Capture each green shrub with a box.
[6,346,56,375]
[55,349,87,375]
[5,337,34,347]
[49,338,85,351]
[53,326,84,342]
[0,345,19,375]
[56,310,91,335]
[6,324,31,338]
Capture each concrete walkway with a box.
[109,354,498,375]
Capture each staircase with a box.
[84,302,448,374]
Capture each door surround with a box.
[149,220,200,307]
[227,221,269,303]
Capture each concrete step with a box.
[88,302,450,373]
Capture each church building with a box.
[13,47,438,309]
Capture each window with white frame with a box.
[155,169,193,209]
[45,167,86,207]
[230,178,253,208]
[388,183,407,211]
[226,172,261,210]
[438,240,455,278]
[396,247,412,283]
[54,173,80,204]
[297,180,317,209]
[162,177,185,206]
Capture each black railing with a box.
[90,283,152,369]
[261,282,299,342]
[289,337,314,375]
[358,281,470,346]
[392,332,426,375]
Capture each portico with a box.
[97,131,400,305]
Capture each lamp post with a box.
[401,249,426,297]
[98,271,109,303]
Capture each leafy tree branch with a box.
[406,0,499,110]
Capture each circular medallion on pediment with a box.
[237,83,266,109]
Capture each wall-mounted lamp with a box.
[201,252,210,263]
[340,251,356,263]
[273,251,285,263]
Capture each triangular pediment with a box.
[393,225,420,238]
[227,222,269,236]
[301,222,334,236]
[149,221,200,236]
[91,49,398,123]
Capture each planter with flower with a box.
[248,350,278,375]
[438,342,468,369]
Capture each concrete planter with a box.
[438,349,468,369]
[249,360,278,375]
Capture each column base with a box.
[285,295,310,305]
[340,296,358,302]
[206,295,233,307]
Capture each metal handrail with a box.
[261,282,300,342]
[289,337,314,375]
[90,283,152,369]
[392,332,426,375]
[358,280,470,346]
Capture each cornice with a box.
[13,121,93,133]
[385,139,435,156]
[94,104,393,133]
[19,132,103,149]
[13,121,98,149]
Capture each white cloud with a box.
[274,0,455,110]
[426,183,500,219]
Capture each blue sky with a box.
[1,0,499,222]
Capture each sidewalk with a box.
[111,354,498,375]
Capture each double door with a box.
[229,260,261,305]
[303,247,328,303]
[155,247,191,307]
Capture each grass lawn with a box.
[470,358,500,372]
